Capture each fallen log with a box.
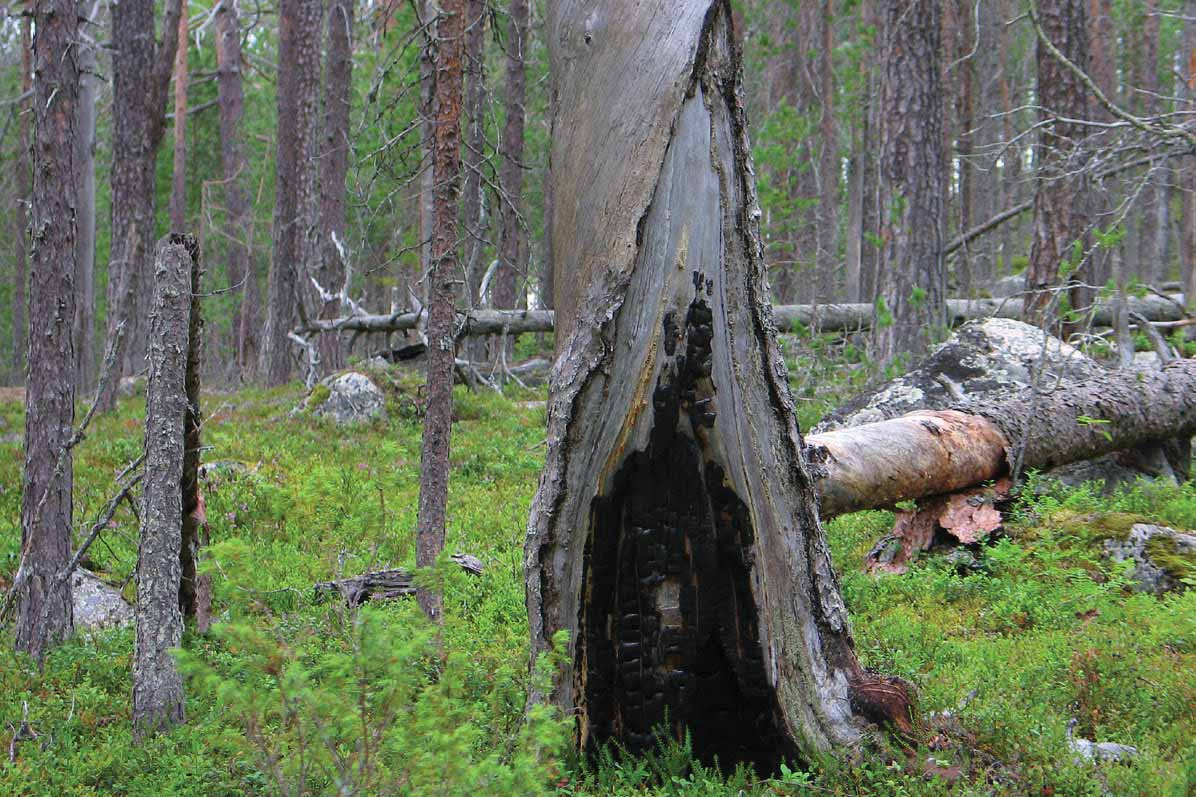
[297,293,1187,338]
[806,359,1196,519]
[313,553,483,607]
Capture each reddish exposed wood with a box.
[416,0,465,622]
[807,361,1196,520]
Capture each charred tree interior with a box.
[527,0,910,769]
[581,288,793,773]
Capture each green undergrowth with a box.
[1,375,1194,795]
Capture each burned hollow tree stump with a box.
[524,0,909,774]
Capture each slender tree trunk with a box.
[872,0,946,364]
[213,0,257,376]
[132,235,193,735]
[1023,0,1090,329]
[461,0,487,308]
[317,0,354,373]
[74,2,101,393]
[495,0,528,319]
[528,0,909,769]
[416,0,465,622]
[98,0,183,411]
[1135,0,1165,284]
[970,0,1000,287]
[169,7,189,231]
[178,240,203,617]
[418,0,436,304]
[1179,0,1196,315]
[261,0,323,385]
[844,124,865,304]
[10,16,31,380]
[16,0,78,662]
[815,0,838,305]
[953,0,976,297]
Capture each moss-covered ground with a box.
[1,356,1194,796]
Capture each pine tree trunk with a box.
[317,0,354,373]
[495,0,529,323]
[872,0,946,363]
[133,235,193,735]
[74,1,101,393]
[1181,0,1196,317]
[261,0,322,385]
[169,7,188,231]
[99,0,183,411]
[213,0,257,376]
[815,0,838,306]
[16,0,78,662]
[416,0,465,622]
[527,0,908,769]
[1023,0,1090,328]
[10,16,31,380]
[178,240,203,617]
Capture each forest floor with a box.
[1,344,1195,796]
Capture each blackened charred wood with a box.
[178,235,203,617]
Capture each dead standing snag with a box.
[524,0,909,771]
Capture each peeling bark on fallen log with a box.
[313,554,483,607]
[297,293,1187,338]
[806,360,1196,519]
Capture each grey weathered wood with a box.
[313,554,484,607]
[298,293,1188,339]
[132,236,191,736]
[179,237,203,617]
[524,1,910,769]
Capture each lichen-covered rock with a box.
[306,372,387,425]
[1104,524,1196,594]
[817,318,1099,431]
[72,569,133,629]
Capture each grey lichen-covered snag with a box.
[525,0,910,772]
[133,235,193,735]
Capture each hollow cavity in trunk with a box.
[580,284,791,774]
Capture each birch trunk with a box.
[526,1,908,769]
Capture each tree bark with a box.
[495,0,529,319]
[16,0,78,662]
[416,0,465,622]
[133,235,192,735]
[10,15,31,381]
[317,0,354,373]
[178,239,203,617]
[213,0,258,376]
[461,0,487,316]
[872,0,947,364]
[808,361,1196,518]
[815,0,838,306]
[169,7,189,231]
[98,0,183,411]
[261,0,323,385]
[1023,0,1090,329]
[1181,0,1196,320]
[74,1,101,393]
[527,1,909,769]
